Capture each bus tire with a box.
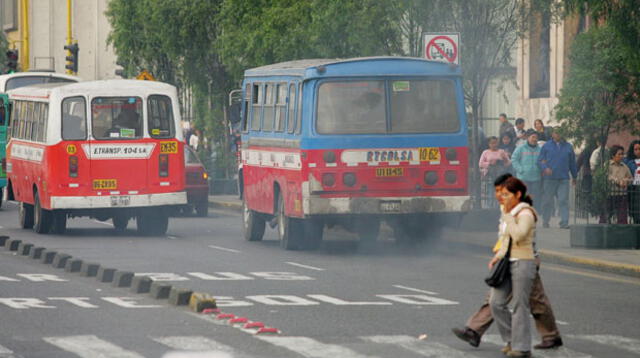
[33,193,52,234]
[51,212,67,234]
[277,193,304,250]
[112,215,129,232]
[19,202,34,229]
[195,202,208,217]
[243,200,265,241]
[355,217,380,243]
[136,211,168,236]
[303,218,324,250]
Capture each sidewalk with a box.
[208,195,640,278]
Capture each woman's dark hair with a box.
[610,144,624,159]
[627,140,640,160]
[493,173,513,187]
[534,119,544,128]
[515,118,525,125]
[502,177,533,206]
[501,133,512,142]
[487,136,498,144]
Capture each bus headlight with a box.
[322,173,335,187]
[343,172,356,187]
[424,171,438,186]
[445,170,457,184]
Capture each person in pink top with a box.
[479,136,512,177]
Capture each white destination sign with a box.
[10,144,44,162]
[82,143,156,160]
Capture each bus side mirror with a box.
[229,102,241,125]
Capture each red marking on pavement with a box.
[244,322,265,329]
[229,317,248,324]
[256,327,280,335]
[202,308,220,314]
[216,313,236,320]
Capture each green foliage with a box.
[554,25,639,148]
[0,32,11,73]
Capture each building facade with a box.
[1,0,118,80]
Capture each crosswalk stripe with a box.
[256,336,381,358]
[483,334,592,358]
[43,335,145,358]
[0,343,13,357]
[362,335,480,357]
[572,335,640,355]
[152,336,238,356]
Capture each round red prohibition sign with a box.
[425,36,458,63]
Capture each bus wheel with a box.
[112,215,129,232]
[277,194,304,250]
[303,218,324,250]
[195,202,208,217]
[355,217,380,243]
[33,194,53,234]
[137,211,168,236]
[19,202,34,229]
[51,212,67,234]
[243,200,265,241]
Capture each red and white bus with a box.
[6,80,186,235]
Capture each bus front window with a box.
[91,97,143,140]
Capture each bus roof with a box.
[7,79,177,100]
[0,71,81,82]
[244,56,461,79]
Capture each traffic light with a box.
[64,43,79,74]
[6,49,18,73]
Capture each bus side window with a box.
[274,83,286,132]
[39,103,48,142]
[296,84,302,134]
[263,83,274,132]
[287,84,296,133]
[147,95,175,138]
[250,84,261,131]
[242,84,250,132]
[62,96,87,140]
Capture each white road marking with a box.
[307,294,391,306]
[363,335,480,357]
[483,334,592,357]
[208,245,241,253]
[0,343,13,354]
[167,236,179,240]
[392,285,438,295]
[573,335,640,355]
[256,336,381,358]
[285,262,325,271]
[43,335,144,358]
[556,320,569,325]
[152,336,238,356]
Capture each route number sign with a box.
[424,33,460,65]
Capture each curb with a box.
[208,198,242,213]
[539,249,640,278]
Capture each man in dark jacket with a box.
[537,127,578,228]
[498,113,516,141]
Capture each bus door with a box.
[87,96,150,199]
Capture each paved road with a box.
[0,201,639,357]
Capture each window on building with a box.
[529,10,550,98]
[1,0,17,31]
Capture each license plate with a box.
[419,147,441,162]
[160,141,178,154]
[93,179,117,190]
[376,167,404,177]
[380,201,401,212]
[110,195,130,207]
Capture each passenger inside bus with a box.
[104,108,140,138]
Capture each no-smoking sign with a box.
[424,33,460,65]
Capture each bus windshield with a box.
[91,97,142,140]
[316,79,460,134]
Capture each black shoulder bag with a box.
[484,237,511,287]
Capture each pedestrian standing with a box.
[489,177,538,357]
[589,139,608,172]
[479,137,511,178]
[190,129,201,151]
[602,145,632,224]
[533,119,550,143]
[624,140,640,223]
[451,174,562,351]
[514,118,527,147]
[499,113,516,141]
[499,133,516,157]
[537,128,577,229]
[511,130,542,203]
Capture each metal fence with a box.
[575,178,640,224]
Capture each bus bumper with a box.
[303,195,472,215]
[50,192,187,209]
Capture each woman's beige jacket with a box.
[494,202,537,260]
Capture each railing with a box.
[575,178,640,224]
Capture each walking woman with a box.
[489,177,538,357]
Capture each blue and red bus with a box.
[232,57,470,249]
